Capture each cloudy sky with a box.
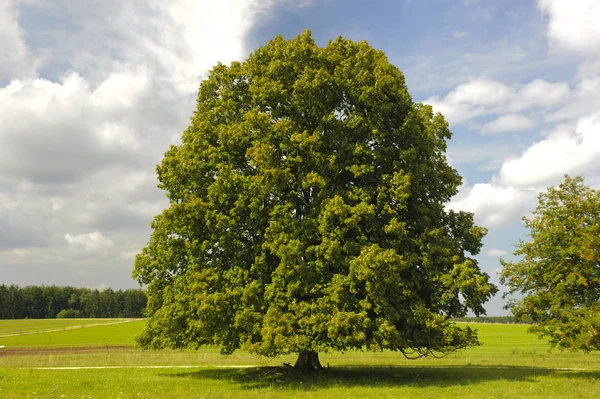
[1,0,599,315]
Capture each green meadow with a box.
[1,320,599,398]
[0,319,139,339]
[0,319,142,348]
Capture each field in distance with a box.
[0,318,139,338]
[1,320,600,398]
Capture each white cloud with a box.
[0,69,148,184]
[449,110,600,228]
[448,183,537,228]
[500,113,600,187]
[445,78,512,107]
[159,0,267,94]
[512,79,570,111]
[486,249,508,257]
[481,113,535,134]
[425,77,569,126]
[538,0,600,54]
[91,66,149,110]
[25,0,278,95]
[449,111,600,229]
[546,61,600,123]
[0,0,37,79]
[0,0,298,289]
[64,231,115,253]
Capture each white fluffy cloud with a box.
[481,114,535,134]
[439,2,600,228]
[156,0,261,94]
[425,78,569,126]
[448,110,600,228]
[26,0,276,95]
[539,0,600,54]
[448,183,537,228]
[500,113,600,187]
[428,2,600,131]
[0,0,296,288]
[0,0,37,79]
[546,61,600,123]
[64,231,115,253]
[0,69,148,184]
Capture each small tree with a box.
[56,309,82,319]
[133,31,497,369]
[501,175,600,351]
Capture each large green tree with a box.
[501,175,600,351]
[133,31,496,369]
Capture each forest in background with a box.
[0,284,146,319]
[0,283,527,324]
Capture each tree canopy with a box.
[133,31,497,369]
[501,175,600,351]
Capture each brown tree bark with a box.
[294,350,323,370]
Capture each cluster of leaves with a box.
[501,176,600,351]
[134,31,497,359]
[0,284,147,319]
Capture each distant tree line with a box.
[0,285,146,319]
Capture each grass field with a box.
[0,319,136,337]
[1,320,600,398]
[0,319,142,348]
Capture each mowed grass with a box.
[0,318,137,337]
[1,320,600,398]
[3,365,600,399]
[0,319,142,348]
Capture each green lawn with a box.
[0,319,142,348]
[2,366,599,399]
[0,318,136,337]
[1,320,600,398]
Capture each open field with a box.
[0,318,139,338]
[1,320,600,398]
[0,319,142,347]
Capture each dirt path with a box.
[0,346,133,356]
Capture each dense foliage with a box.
[501,175,600,351]
[134,31,496,367]
[0,285,146,319]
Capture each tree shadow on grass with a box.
[163,365,600,391]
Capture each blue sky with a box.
[1,0,599,315]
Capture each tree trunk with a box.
[294,350,323,370]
